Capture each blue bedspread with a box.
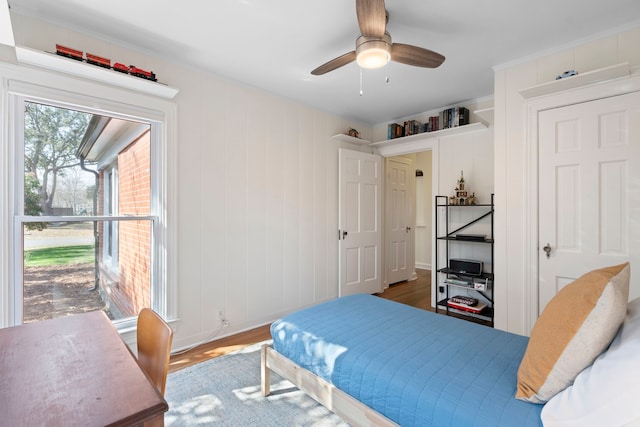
[271,294,542,427]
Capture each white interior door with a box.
[385,156,416,285]
[538,91,640,313]
[338,148,382,296]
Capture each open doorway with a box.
[384,150,433,286]
[414,151,433,270]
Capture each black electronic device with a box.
[449,258,483,276]
[455,233,486,241]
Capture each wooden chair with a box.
[137,308,174,396]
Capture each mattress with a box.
[271,294,543,427]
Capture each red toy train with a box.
[86,53,111,69]
[113,63,157,81]
[55,44,83,61]
[55,44,157,82]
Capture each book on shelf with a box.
[450,295,478,306]
[386,106,470,139]
[387,122,405,139]
[439,107,470,129]
[447,299,487,314]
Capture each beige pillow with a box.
[516,262,630,403]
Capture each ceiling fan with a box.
[311,0,445,75]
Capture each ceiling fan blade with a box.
[391,43,445,68]
[356,0,386,38]
[311,51,357,75]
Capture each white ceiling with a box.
[7,0,640,125]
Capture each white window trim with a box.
[103,165,119,274]
[0,63,177,330]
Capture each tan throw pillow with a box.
[516,262,630,403]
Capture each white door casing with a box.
[538,91,640,314]
[385,156,416,285]
[338,149,383,296]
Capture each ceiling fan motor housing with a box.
[356,33,391,69]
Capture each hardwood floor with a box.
[168,269,432,373]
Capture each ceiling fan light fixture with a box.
[356,35,391,69]
[310,6,445,76]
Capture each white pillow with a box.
[541,297,640,426]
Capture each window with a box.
[3,77,176,330]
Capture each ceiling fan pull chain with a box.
[385,62,390,83]
[359,68,364,96]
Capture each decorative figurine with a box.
[450,171,476,205]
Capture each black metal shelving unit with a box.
[435,193,494,326]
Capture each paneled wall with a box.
[8,13,371,350]
[177,80,367,347]
[494,26,640,335]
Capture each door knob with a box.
[405,226,411,232]
[543,243,552,259]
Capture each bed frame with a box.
[261,344,399,426]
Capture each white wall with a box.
[5,13,373,350]
[494,26,640,335]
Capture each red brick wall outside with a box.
[115,131,151,317]
[95,130,151,318]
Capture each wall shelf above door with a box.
[519,63,630,99]
[371,122,487,157]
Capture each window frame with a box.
[1,68,177,331]
[103,164,119,274]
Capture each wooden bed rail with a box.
[261,344,398,427]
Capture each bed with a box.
[261,294,543,426]
[262,264,640,426]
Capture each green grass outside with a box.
[24,245,95,267]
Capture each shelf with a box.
[435,194,495,325]
[372,122,486,148]
[437,203,493,207]
[437,299,494,322]
[519,63,630,99]
[437,236,494,243]
[443,280,492,292]
[330,134,371,145]
[438,268,493,281]
[371,122,488,157]
[15,46,179,99]
[473,107,494,125]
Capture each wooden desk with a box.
[0,311,168,426]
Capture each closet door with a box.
[538,91,640,313]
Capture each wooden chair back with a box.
[137,308,173,396]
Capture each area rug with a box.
[164,341,349,426]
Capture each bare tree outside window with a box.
[24,103,91,218]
